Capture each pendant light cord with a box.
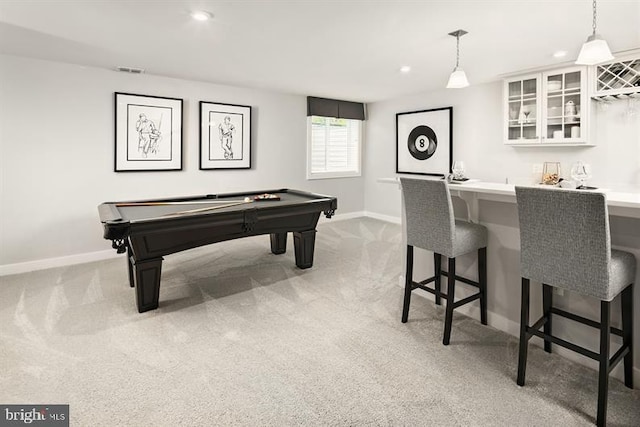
[455,34,460,68]
[592,0,597,36]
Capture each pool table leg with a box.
[132,257,163,313]
[293,229,316,269]
[126,245,135,288]
[270,232,287,255]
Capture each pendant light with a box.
[575,0,614,65]
[446,29,469,89]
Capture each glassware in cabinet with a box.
[505,75,540,143]
[542,67,587,143]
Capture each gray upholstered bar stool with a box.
[515,186,635,427]
[400,178,488,345]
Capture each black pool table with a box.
[98,189,337,313]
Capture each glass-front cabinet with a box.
[505,74,540,143]
[504,66,589,146]
[542,67,586,143]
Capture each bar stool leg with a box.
[517,278,530,386]
[401,245,414,323]
[443,257,456,345]
[434,253,442,306]
[478,247,487,325]
[542,284,553,353]
[597,300,611,427]
[621,283,634,389]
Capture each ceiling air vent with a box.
[116,66,144,74]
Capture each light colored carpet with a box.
[1,217,639,426]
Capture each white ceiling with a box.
[1,0,639,103]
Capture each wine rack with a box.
[592,55,640,100]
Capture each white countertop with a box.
[450,181,640,209]
[380,177,640,214]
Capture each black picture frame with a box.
[396,107,453,176]
[199,101,252,170]
[114,92,183,172]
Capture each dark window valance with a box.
[307,96,365,120]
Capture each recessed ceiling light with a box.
[553,50,568,58]
[191,11,213,21]
[400,66,411,73]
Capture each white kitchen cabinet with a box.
[504,66,591,146]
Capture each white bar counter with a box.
[447,180,640,220]
[383,177,640,219]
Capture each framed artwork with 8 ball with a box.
[396,107,452,176]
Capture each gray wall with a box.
[0,54,364,267]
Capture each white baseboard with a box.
[363,211,401,224]
[320,211,400,224]
[319,210,366,223]
[0,249,122,276]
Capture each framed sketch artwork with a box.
[200,101,252,170]
[114,92,183,171]
[396,107,452,176]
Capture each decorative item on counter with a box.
[452,160,466,180]
[570,161,596,189]
[542,162,561,185]
[559,179,577,189]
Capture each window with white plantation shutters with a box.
[306,96,364,179]
[308,116,361,178]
